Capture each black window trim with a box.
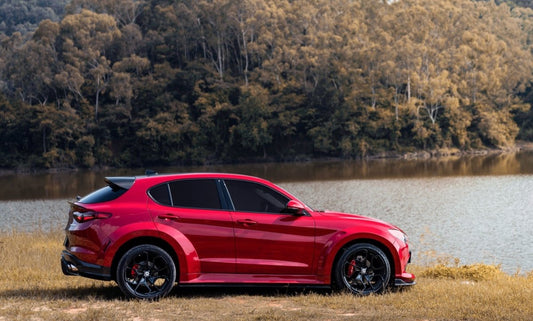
[166,183,173,206]
[216,179,234,210]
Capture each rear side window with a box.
[168,179,221,209]
[225,180,289,213]
[149,184,171,205]
[79,186,127,204]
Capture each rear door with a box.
[148,179,235,273]
[224,179,316,275]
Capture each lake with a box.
[1,151,532,273]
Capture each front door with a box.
[224,179,315,275]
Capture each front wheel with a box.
[116,244,176,300]
[334,243,391,295]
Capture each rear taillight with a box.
[70,203,112,223]
[73,211,112,223]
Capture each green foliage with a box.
[230,85,272,157]
[0,0,533,169]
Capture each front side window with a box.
[169,179,221,209]
[225,180,289,213]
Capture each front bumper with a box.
[61,250,112,281]
[395,250,415,287]
[394,274,416,286]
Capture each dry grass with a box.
[1,231,532,321]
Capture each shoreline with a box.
[368,140,533,160]
[1,141,533,176]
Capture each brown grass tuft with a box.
[420,263,505,281]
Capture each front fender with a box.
[317,227,403,283]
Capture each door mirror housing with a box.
[285,200,308,216]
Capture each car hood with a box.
[317,210,397,229]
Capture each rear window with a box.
[148,179,221,209]
[79,185,127,204]
[169,179,221,209]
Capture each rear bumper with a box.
[61,250,112,281]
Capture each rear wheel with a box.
[116,244,176,299]
[334,243,391,295]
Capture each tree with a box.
[0,0,69,35]
[230,85,273,158]
[58,9,121,121]
[1,0,533,169]
[66,0,145,26]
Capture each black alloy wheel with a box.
[335,243,391,295]
[116,244,176,299]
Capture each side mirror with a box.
[285,200,307,216]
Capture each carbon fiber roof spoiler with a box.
[104,177,136,190]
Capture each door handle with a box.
[237,219,257,226]
[158,213,181,222]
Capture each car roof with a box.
[136,172,263,181]
[106,173,271,190]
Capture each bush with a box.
[421,263,504,281]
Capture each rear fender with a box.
[152,222,202,281]
[103,223,161,267]
[102,222,201,281]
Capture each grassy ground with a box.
[1,231,532,321]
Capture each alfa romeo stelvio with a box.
[61,172,415,299]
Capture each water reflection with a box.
[282,175,533,273]
[1,151,532,200]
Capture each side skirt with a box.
[178,283,331,290]
[179,273,327,285]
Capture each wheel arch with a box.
[329,238,397,287]
[110,236,179,282]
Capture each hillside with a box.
[1,0,533,169]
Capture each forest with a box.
[1,0,533,169]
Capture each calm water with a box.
[1,151,532,272]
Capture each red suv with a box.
[61,173,415,299]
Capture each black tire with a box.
[334,243,391,295]
[116,244,176,300]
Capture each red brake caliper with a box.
[131,264,140,278]
[347,259,356,277]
